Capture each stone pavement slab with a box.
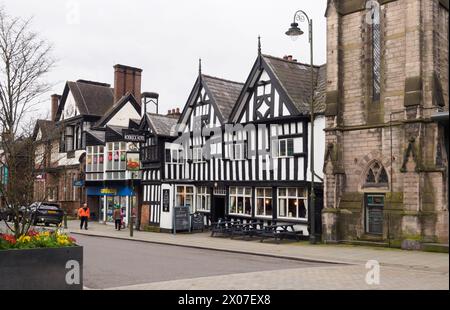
[106,265,449,290]
[66,221,449,274]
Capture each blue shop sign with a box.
[87,186,134,197]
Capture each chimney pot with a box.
[168,109,171,115]
[176,107,180,114]
[283,55,288,60]
[287,55,293,61]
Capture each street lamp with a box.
[285,10,317,244]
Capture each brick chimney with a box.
[50,94,61,121]
[113,64,142,103]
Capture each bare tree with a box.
[0,7,55,238]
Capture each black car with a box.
[29,202,64,226]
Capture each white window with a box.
[86,145,104,173]
[229,187,252,216]
[193,147,204,163]
[256,188,273,217]
[278,188,307,220]
[106,142,127,177]
[165,145,182,164]
[176,186,195,213]
[196,186,211,212]
[226,142,246,161]
[272,137,302,158]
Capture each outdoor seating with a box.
[210,219,241,237]
[210,220,302,243]
[259,224,304,244]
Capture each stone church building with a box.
[322,0,448,247]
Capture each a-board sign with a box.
[191,213,204,232]
[173,206,190,234]
[162,189,170,212]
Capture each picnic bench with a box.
[229,221,264,239]
[210,219,241,237]
[259,223,303,243]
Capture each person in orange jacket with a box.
[78,203,90,230]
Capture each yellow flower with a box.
[17,235,31,243]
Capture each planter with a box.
[0,246,83,290]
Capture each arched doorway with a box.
[362,161,389,235]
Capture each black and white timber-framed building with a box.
[145,50,327,235]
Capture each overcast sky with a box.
[2,0,327,117]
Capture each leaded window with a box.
[364,162,389,187]
[367,0,381,102]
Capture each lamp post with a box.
[285,10,317,244]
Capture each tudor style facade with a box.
[153,51,326,234]
[323,0,449,245]
[139,110,180,227]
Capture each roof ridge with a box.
[202,74,244,85]
[75,79,111,88]
[262,54,322,69]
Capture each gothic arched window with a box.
[364,161,389,187]
[366,0,381,102]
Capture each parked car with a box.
[28,202,64,226]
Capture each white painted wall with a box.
[62,91,79,120]
[106,101,140,127]
[307,115,325,182]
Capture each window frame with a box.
[196,186,211,212]
[277,187,308,220]
[255,187,273,218]
[229,186,252,216]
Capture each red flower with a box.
[2,234,17,245]
[27,230,39,237]
[68,236,77,243]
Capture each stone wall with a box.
[323,0,449,245]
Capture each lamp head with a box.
[285,22,304,41]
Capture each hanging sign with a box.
[123,129,145,143]
[126,152,140,171]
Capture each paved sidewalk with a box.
[66,221,449,273]
[107,265,449,290]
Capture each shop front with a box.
[86,185,137,225]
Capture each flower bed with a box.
[0,229,83,290]
[0,229,77,250]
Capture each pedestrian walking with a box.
[78,203,90,230]
[113,205,122,230]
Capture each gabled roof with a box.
[202,75,243,122]
[56,80,114,120]
[178,74,243,126]
[95,92,141,128]
[262,55,326,114]
[33,120,59,142]
[230,54,327,121]
[145,113,179,137]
